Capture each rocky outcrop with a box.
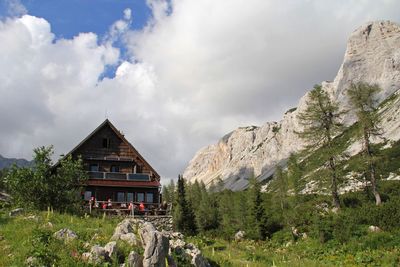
[83,218,205,267]
[140,223,169,267]
[234,230,245,241]
[183,21,400,191]
[126,251,144,267]
[166,232,210,267]
[53,228,78,242]
[9,208,23,217]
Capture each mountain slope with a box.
[183,21,400,191]
[0,154,33,170]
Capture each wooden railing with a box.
[86,200,171,216]
[88,171,150,181]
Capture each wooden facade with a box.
[59,119,161,206]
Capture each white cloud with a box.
[0,1,400,182]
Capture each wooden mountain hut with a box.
[56,119,161,209]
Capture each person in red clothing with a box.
[139,201,145,211]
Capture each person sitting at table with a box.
[107,198,112,209]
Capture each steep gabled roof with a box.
[54,119,160,180]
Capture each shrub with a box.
[5,146,87,212]
[29,227,59,266]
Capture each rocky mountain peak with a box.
[183,20,400,191]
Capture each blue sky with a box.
[0,0,151,38]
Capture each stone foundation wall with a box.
[133,216,173,231]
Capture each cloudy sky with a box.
[0,0,399,182]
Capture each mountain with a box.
[183,21,400,191]
[0,154,33,170]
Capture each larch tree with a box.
[274,165,288,212]
[297,85,345,209]
[347,82,382,205]
[287,154,303,200]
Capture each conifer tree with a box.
[347,82,382,205]
[196,182,219,231]
[173,175,197,235]
[162,179,176,204]
[249,178,267,240]
[287,154,303,199]
[298,85,344,209]
[275,165,288,212]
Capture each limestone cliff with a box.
[183,21,400,191]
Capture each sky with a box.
[0,0,400,183]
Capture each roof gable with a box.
[55,119,160,180]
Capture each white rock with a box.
[368,225,382,233]
[120,233,138,246]
[53,228,78,242]
[9,208,23,217]
[104,241,118,259]
[234,230,245,241]
[126,251,143,267]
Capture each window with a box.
[102,138,110,148]
[84,191,92,201]
[127,193,134,202]
[110,165,119,173]
[146,193,154,203]
[89,164,99,172]
[117,192,125,202]
[137,193,144,202]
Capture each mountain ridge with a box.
[183,20,400,190]
[0,154,33,170]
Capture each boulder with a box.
[87,245,109,264]
[120,233,139,246]
[53,228,78,242]
[234,230,245,241]
[368,225,382,233]
[9,208,23,217]
[139,222,169,267]
[169,238,186,250]
[104,241,118,259]
[166,255,177,267]
[111,218,135,241]
[192,252,210,267]
[126,251,143,267]
[25,256,38,267]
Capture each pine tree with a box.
[249,178,267,240]
[196,182,219,232]
[173,175,197,235]
[162,179,176,204]
[347,82,382,205]
[297,85,345,209]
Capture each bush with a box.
[5,146,87,212]
[352,197,400,230]
[29,228,59,266]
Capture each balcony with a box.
[88,171,150,181]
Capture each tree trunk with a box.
[364,131,382,205]
[329,156,341,209]
[370,162,382,205]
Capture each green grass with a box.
[0,209,124,266]
[188,233,400,267]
